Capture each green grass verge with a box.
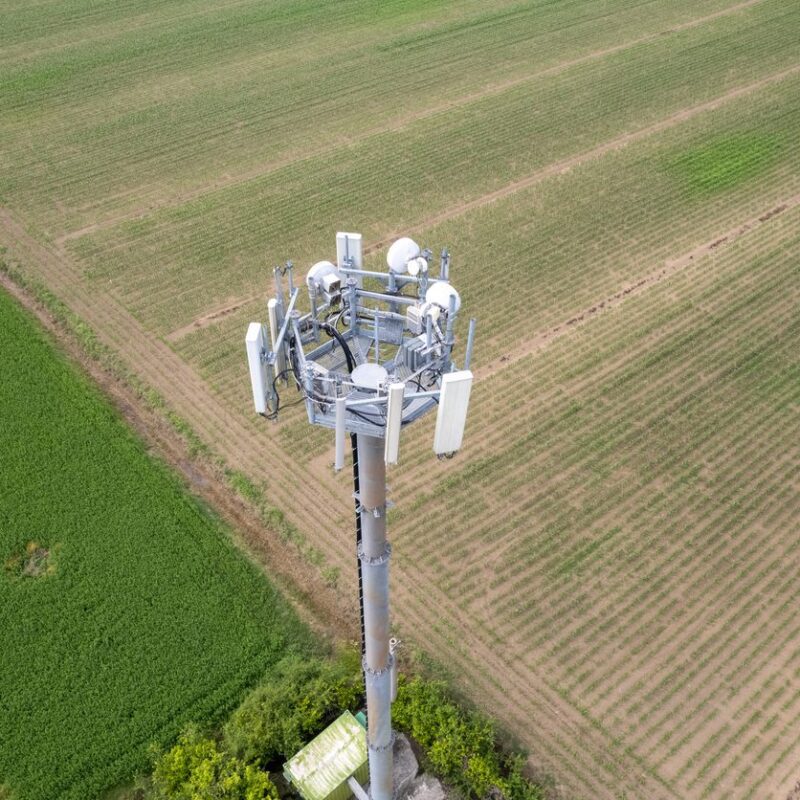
[0,286,315,800]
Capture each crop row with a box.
[405,231,798,612]
[383,219,800,796]
[64,0,800,332]
[389,146,800,505]
[2,0,735,231]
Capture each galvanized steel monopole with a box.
[246,231,475,800]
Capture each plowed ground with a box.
[2,0,799,797]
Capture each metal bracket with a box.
[358,542,392,566]
[353,496,388,518]
[367,731,396,753]
[354,492,394,513]
[363,652,395,678]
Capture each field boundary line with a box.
[55,0,766,249]
[476,193,800,381]
[0,207,353,571]
[0,268,352,643]
[363,64,800,257]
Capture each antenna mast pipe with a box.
[357,433,393,800]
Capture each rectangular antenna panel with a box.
[336,232,363,288]
[433,370,473,455]
[335,397,346,471]
[336,232,362,269]
[246,322,268,414]
[384,382,405,465]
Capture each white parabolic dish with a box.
[351,363,388,391]
[386,237,420,274]
[425,281,461,313]
[306,260,338,291]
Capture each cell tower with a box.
[246,232,475,800]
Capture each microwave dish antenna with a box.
[386,236,420,274]
[245,232,476,800]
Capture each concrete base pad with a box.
[393,734,419,799]
[363,732,445,800]
[402,775,446,800]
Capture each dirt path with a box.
[55,0,766,249]
[164,296,255,342]
[362,64,800,257]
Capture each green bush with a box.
[393,677,544,800]
[223,653,363,767]
[150,726,278,800]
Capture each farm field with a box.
[0,287,313,800]
[1,0,799,797]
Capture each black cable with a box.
[320,322,355,374]
[351,433,365,657]
[347,407,387,427]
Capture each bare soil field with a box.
[2,0,799,796]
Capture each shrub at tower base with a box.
[150,654,547,800]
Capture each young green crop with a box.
[0,289,315,800]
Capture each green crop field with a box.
[1,0,799,797]
[0,287,313,800]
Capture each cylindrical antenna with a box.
[348,278,358,337]
[334,397,346,471]
[426,312,433,351]
[445,292,457,346]
[464,318,477,370]
[309,288,319,342]
[273,266,285,314]
[286,260,294,294]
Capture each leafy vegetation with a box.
[0,288,314,800]
[223,653,363,767]
[149,726,278,800]
[393,677,545,800]
[150,653,546,800]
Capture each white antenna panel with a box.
[336,232,363,270]
[384,382,405,465]
[433,370,473,456]
[245,322,268,414]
